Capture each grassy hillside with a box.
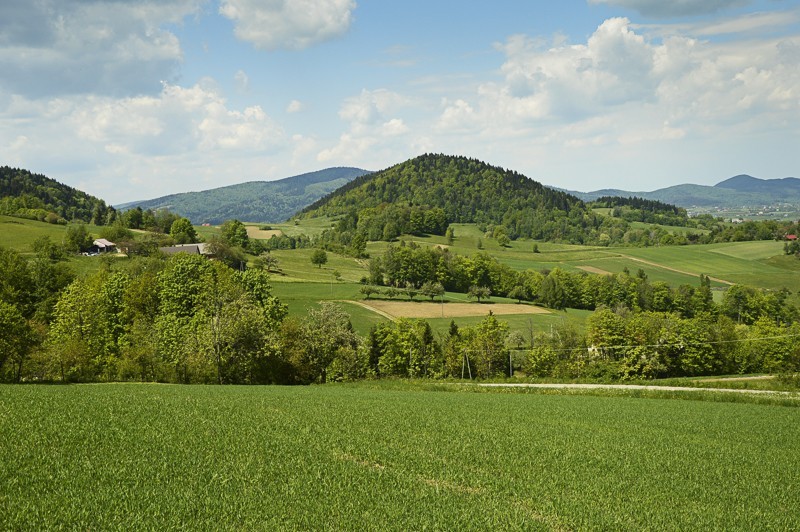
[118,167,369,224]
[5,213,800,339]
[241,217,800,339]
[2,384,798,529]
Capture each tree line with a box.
[2,234,798,384]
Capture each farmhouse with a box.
[89,238,116,254]
[159,243,213,256]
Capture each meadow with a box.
[1,383,798,529]
[3,214,800,334]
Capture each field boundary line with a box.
[337,300,397,321]
[601,251,735,286]
[476,383,797,396]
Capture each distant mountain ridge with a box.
[117,167,370,224]
[562,174,800,208]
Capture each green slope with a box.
[118,167,370,224]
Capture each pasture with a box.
[1,383,798,529]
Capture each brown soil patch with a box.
[576,265,613,275]
[698,375,774,383]
[246,227,283,240]
[357,300,550,319]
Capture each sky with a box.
[1,0,799,205]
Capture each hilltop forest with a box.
[0,167,116,225]
[301,154,795,255]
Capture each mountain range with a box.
[116,167,370,224]
[564,174,800,208]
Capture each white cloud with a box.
[588,0,752,18]
[219,0,357,50]
[436,99,477,132]
[414,14,800,190]
[381,118,409,136]
[1,81,286,202]
[0,0,202,98]
[317,88,415,168]
[286,99,305,113]
[442,17,800,141]
[339,89,407,125]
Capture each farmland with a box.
[1,383,798,529]
[3,214,800,338]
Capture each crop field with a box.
[246,226,283,239]
[1,383,798,529]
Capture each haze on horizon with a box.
[1,0,798,205]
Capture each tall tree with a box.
[310,249,328,268]
[169,217,198,244]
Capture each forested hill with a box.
[300,154,602,243]
[0,166,114,224]
[118,167,370,224]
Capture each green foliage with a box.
[283,302,360,383]
[0,166,113,223]
[0,301,34,382]
[99,220,134,242]
[370,319,439,378]
[64,223,93,253]
[467,285,491,302]
[360,285,379,299]
[420,281,445,301]
[169,217,197,244]
[301,154,602,244]
[220,219,249,248]
[31,236,65,262]
[310,248,328,268]
[47,272,125,381]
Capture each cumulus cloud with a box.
[1,81,286,202]
[420,14,800,190]
[219,0,357,50]
[338,88,409,132]
[588,0,752,18]
[440,17,800,141]
[0,0,202,98]
[317,88,414,167]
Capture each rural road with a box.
[477,383,797,396]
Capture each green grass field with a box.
[1,383,798,529]
[5,214,800,332]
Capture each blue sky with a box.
[1,0,799,204]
